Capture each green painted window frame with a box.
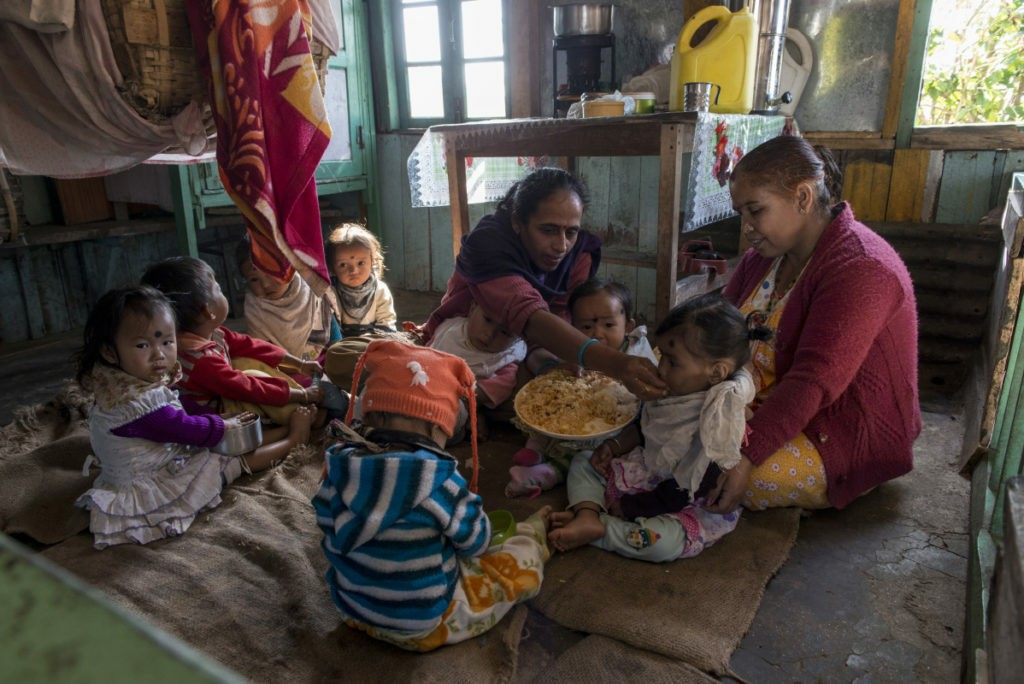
[388,0,510,128]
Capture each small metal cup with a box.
[682,82,721,112]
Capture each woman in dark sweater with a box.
[709,135,921,512]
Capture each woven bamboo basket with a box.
[101,0,330,123]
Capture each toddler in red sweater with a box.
[142,256,321,468]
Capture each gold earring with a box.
[208,311,216,320]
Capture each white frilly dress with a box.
[76,365,240,549]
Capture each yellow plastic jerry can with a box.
[668,4,757,114]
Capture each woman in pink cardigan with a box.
[709,135,921,512]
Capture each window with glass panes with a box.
[393,0,508,126]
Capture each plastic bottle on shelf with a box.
[668,3,757,114]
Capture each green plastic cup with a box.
[487,510,516,545]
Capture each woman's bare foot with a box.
[548,505,604,552]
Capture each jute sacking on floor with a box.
[535,634,719,684]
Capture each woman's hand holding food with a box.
[619,356,667,401]
[705,457,754,513]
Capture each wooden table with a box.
[431,113,700,322]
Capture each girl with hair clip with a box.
[710,134,921,513]
[548,294,772,562]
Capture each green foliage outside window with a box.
[917,0,1024,125]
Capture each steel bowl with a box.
[552,3,614,36]
[213,414,263,456]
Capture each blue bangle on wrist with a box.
[536,358,560,374]
[577,338,600,369]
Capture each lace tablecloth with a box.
[408,114,793,230]
[407,129,549,208]
[684,113,794,230]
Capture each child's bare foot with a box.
[548,505,604,553]
[523,505,554,561]
[549,510,575,530]
[290,405,315,445]
[524,504,553,532]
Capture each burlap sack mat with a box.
[451,426,801,678]
[534,634,718,684]
[39,445,527,683]
[4,388,800,681]
[0,381,94,544]
[529,508,800,675]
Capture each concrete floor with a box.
[0,288,970,682]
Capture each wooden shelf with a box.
[601,247,657,268]
[0,216,176,250]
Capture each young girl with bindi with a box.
[75,286,255,548]
[326,223,397,337]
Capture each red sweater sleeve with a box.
[187,348,292,406]
[221,327,287,366]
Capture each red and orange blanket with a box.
[186,0,333,293]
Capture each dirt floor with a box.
[0,288,970,682]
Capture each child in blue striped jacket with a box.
[312,340,551,651]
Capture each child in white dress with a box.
[507,278,657,497]
[548,294,770,562]
[75,286,252,549]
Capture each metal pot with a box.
[213,413,263,456]
[552,4,614,36]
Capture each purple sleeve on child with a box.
[110,405,225,447]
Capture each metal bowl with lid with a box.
[552,3,614,36]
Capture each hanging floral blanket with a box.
[185,0,333,293]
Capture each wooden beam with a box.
[843,159,892,222]
[508,0,540,118]
[803,132,894,150]
[912,124,1024,151]
[894,0,934,148]
[883,0,921,141]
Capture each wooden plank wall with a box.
[0,230,178,344]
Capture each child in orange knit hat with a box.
[312,340,552,651]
